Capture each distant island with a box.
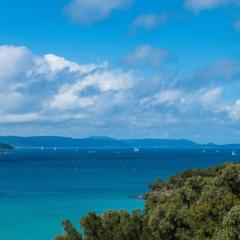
[55,162,240,240]
[0,136,239,149]
[0,143,13,152]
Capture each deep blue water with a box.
[0,148,239,240]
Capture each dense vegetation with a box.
[55,162,240,240]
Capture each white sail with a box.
[134,147,139,152]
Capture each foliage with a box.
[55,220,83,240]
[56,163,240,240]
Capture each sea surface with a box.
[0,148,239,240]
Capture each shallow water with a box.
[0,148,238,240]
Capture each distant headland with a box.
[0,143,14,151]
[0,136,239,149]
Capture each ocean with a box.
[0,148,238,240]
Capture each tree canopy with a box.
[56,162,240,240]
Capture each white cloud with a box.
[0,45,33,85]
[0,92,26,113]
[0,45,136,123]
[0,113,39,123]
[50,93,98,110]
[43,54,100,75]
[199,87,222,106]
[139,87,225,120]
[124,45,171,68]
[49,68,134,111]
[31,54,105,80]
[185,0,230,11]
[65,0,133,25]
[227,100,240,120]
[132,13,167,31]
[140,90,182,107]
[2,44,240,141]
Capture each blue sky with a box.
[0,0,240,143]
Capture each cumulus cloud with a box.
[0,45,33,86]
[0,45,136,126]
[49,68,134,111]
[2,44,240,141]
[124,45,171,68]
[31,54,104,81]
[43,54,100,75]
[65,0,134,25]
[131,13,167,31]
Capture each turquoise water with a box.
[0,148,238,240]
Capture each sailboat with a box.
[232,150,236,156]
[41,146,44,151]
[54,147,57,151]
[134,147,139,152]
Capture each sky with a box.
[0,0,240,143]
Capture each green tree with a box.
[80,212,103,240]
[55,163,240,240]
[55,220,82,240]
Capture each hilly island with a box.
[0,136,239,149]
[0,143,13,151]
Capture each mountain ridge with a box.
[0,136,239,149]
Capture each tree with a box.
[55,220,83,240]
[55,163,240,240]
[80,212,103,240]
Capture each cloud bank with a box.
[1,44,240,142]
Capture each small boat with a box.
[216,149,219,153]
[41,146,44,151]
[202,149,206,153]
[134,147,139,152]
[54,147,57,151]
